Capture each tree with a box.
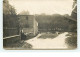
[3,0,16,15]
[3,0,19,37]
[35,14,70,32]
[19,10,30,15]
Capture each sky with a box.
[9,0,73,15]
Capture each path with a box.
[25,32,69,49]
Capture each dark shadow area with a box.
[65,32,77,49]
[3,40,32,49]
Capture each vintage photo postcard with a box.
[3,0,77,50]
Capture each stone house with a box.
[18,15,38,36]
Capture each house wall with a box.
[33,18,38,35]
[18,15,38,36]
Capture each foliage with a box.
[38,33,58,39]
[35,14,70,32]
[3,0,19,37]
[65,32,77,49]
[18,10,30,15]
[35,13,77,32]
[3,0,16,15]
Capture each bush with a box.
[65,33,77,49]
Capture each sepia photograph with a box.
[3,0,77,50]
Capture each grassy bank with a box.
[38,33,58,39]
